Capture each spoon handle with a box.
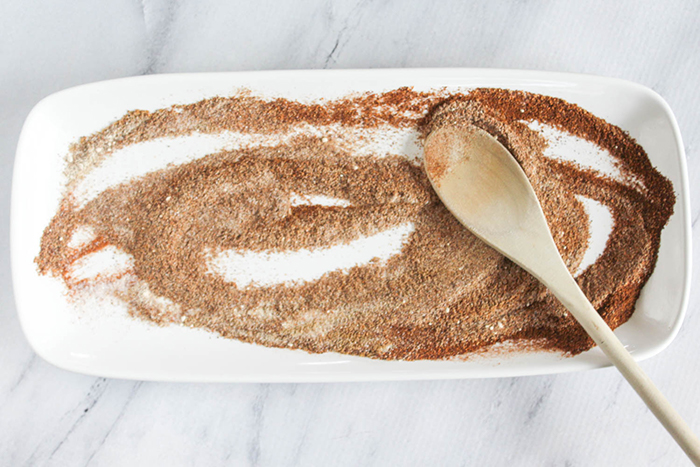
[541,262,700,465]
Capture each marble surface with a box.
[1,1,700,465]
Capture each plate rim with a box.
[11,67,692,382]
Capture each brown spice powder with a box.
[36,88,675,360]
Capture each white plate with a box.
[11,69,691,382]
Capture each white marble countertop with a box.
[2,1,699,465]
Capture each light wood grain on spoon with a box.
[424,124,700,465]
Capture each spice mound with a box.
[35,88,675,360]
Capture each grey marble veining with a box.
[2,1,700,465]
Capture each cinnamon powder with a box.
[36,88,675,360]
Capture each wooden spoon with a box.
[424,124,700,464]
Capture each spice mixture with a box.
[35,88,675,359]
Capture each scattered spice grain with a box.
[36,88,675,360]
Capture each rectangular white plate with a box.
[11,69,691,382]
